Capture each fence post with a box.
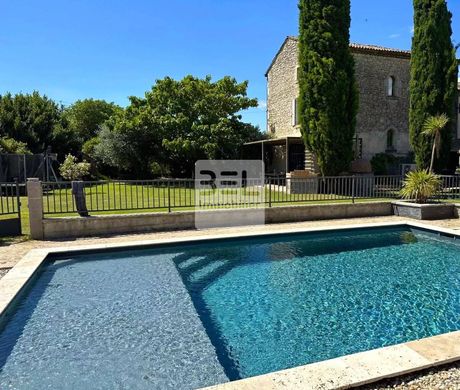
[14,178,21,233]
[167,182,171,213]
[351,175,356,204]
[27,178,44,240]
[268,178,272,208]
[71,181,89,217]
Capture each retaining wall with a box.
[38,202,393,240]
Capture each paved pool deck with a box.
[1,215,459,270]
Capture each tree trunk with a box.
[429,141,436,173]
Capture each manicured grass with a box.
[41,182,396,215]
[7,182,459,238]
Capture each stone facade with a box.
[266,37,415,171]
[266,38,301,139]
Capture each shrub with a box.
[399,170,441,203]
[59,154,91,181]
[150,161,170,178]
[370,153,398,175]
[0,137,31,155]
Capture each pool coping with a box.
[1,220,460,389]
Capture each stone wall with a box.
[38,203,393,239]
[354,53,411,160]
[266,37,412,162]
[266,38,301,139]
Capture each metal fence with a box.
[41,175,460,216]
[0,180,22,236]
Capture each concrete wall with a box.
[266,37,412,162]
[39,202,393,240]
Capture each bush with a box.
[370,153,398,175]
[150,161,170,178]
[59,154,91,181]
[0,137,31,154]
[399,170,441,203]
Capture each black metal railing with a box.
[0,181,21,216]
[41,175,460,216]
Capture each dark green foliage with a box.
[370,153,399,175]
[93,76,262,178]
[298,0,358,175]
[409,0,458,171]
[54,99,121,159]
[0,137,31,154]
[0,92,61,153]
[63,99,122,146]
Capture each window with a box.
[270,124,276,134]
[386,129,396,152]
[387,76,395,97]
[292,98,299,126]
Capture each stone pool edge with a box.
[0,220,459,390]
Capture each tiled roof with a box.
[349,42,411,57]
[266,36,411,76]
[288,36,411,58]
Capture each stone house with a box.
[245,36,460,175]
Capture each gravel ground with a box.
[357,362,460,390]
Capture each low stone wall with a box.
[266,202,392,224]
[40,202,393,240]
[455,205,460,218]
[392,201,456,220]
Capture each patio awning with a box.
[244,136,304,147]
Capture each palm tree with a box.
[400,170,441,203]
[422,114,449,173]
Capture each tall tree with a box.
[63,99,121,143]
[298,0,358,176]
[54,99,122,158]
[0,92,61,153]
[409,0,458,171]
[93,76,262,178]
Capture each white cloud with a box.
[410,25,415,34]
[389,33,401,39]
[258,100,267,109]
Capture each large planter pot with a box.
[392,201,455,220]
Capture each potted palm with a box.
[392,114,454,220]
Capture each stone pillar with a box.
[27,178,44,240]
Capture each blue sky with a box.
[1,0,459,131]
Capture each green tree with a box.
[298,0,358,175]
[0,137,31,154]
[0,91,61,153]
[94,76,261,177]
[63,99,121,144]
[409,0,458,171]
[422,114,449,173]
[51,99,122,159]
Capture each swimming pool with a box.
[0,225,459,389]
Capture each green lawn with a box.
[41,182,396,215]
[5,182,459,238]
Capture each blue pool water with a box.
[1,227,460,389]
